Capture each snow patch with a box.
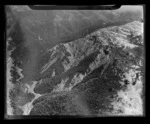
[19,81,42,115]
[7,57,15,115]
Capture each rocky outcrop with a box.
[29,21,144,116]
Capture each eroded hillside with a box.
[6,6,144,117]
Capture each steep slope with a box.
[26,21,144,116]
[7,11,144,115]
[11,6,143,50]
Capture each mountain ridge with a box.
[8,20,144,116]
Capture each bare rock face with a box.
[28,21,144,116]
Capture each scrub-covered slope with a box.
[28,21,144,116]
